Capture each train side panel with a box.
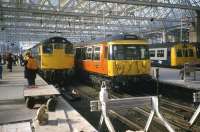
[171,44,197,67]
[82,44,108,75]
[107,60,150,77]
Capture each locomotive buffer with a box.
[24,85,60,111]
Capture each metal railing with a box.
[90,81,175,132]
[189,91,200,126]
[180,63,200,82]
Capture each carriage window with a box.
[54,43,63,49]
[93,47,100,60]
[43,44,53,54]
[188,49,194,57]
[150,50,155,57]
[75,48,86,60]
[86,47,92,59]
[65,44,73,54]
[157,50,164,57]
[176,49,182,57]
[82,48,86,60]
[183,49,188,57]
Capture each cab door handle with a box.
[95,64,99,67]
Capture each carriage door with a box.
[196,45,200,59]
[93,46,102,73]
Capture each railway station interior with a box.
[1,0,200,132]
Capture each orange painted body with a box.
[82,43,108,75]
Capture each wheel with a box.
[46,98,57,112]
[26,97,35,109]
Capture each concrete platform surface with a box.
[0,99,36,124]
[33,96,97,132]
[0,66,97,132]
[24,85,60,97]
[151,67,200,90]
[0,66,47,100]
[0,122,32,132]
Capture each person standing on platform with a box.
[0,63,2,79]
[24,52,38,87]
[7,53,13,72]
[0,55,2,64]
[19,54,24,66]
[3,54,6,65]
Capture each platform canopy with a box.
[0,0,200,43]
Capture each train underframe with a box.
[39,69,74,85]
[78,70,152,90]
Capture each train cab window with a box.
[188,49,194,57]
[43,44,53,54]
[150,50,155,57]
[86,47,92,59]
[126,46,138,59]
[112,45,125,60]
[93,47,100,60]
[176,49,182,57]
[65,44,73,54]
[157,50,164,57]
[54,43,63,49]
[140,47,149,59]
[111,45,149,60]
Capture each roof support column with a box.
[162,31,166,43]
[197,11,200,43]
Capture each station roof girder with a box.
[0,0,199,43]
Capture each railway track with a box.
[63,83,200,132]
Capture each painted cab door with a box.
[92,46,101,73]
[92,46,108,75]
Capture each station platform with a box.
[0,66,97,132]
[151,67,200,91]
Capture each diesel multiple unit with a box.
[75,34,151,89]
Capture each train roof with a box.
[42,36,72,45]
[149,42,191,48]
[92,34,140,43]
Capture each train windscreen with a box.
[43,44,53,54]
[109,45,149,60]
[65,44,73,54]
[54,43,63,49]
